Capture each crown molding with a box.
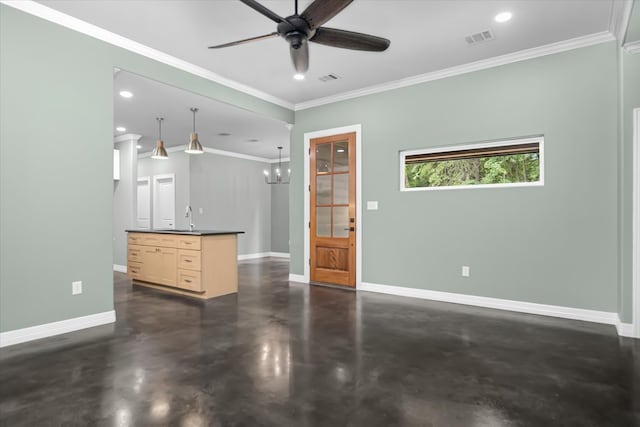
[3,1,623,115]
[295,31,615,111]
[609,0,634,43]
[624,40,640,54]
[137,144,286,163]
[0,0,294,110]
[114,133,142,143]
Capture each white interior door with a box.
[153,174,175,229]
[136,177,151,229]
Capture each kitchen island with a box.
[125,230,244,299]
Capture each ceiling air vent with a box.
[318,74,340,82]
[465,29,495,45]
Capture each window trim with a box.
[400,136,545,192]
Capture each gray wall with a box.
[189,154,272,255]
[113,137,138,267]
[138,151,191,230]
[618,47,640,322]
[271,161,290,253]
[0,4,292,333]
[290,42,620,313]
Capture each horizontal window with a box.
[401,137,544,191]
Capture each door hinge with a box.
[309,258,311,265]
[308,184,311,191]
[308,221,311,228]
[308,148,311,155]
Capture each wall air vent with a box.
[318,74,340,82]
[465,29,495,45]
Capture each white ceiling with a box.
[40,0,614,105]
[114,70,290,157]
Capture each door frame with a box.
[633,107,640,338]
[152,173,176,230]
[304,125,362,287]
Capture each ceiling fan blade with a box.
[310,27,390,51]
[301,0,353,29]
[290,42,309,73]
[208,32,279,49]
[239,0,285,23]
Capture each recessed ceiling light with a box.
[248,138,259,142]
[494,11,512,23]
[136,144,142,149]
[116,126,126,132]
[293,73,305,81]
[218,132,231,136]
[119,90,133,98]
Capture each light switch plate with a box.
[462,266,470,277]
[367,201,379,210]
[199,208,203,214]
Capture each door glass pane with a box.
[334,141,349,172]
[316,207,331,237]
[316,144,331,173]
[333,207,350,238]
[316,175,331,205]
[333,174,349,205]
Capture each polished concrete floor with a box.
[1,258,639,426]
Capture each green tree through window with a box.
[403,140,541,189]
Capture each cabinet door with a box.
[141,246,160,283]
[157,247,177,285]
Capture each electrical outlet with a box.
[72,281,83,295]
[367,201,379,210]
[462,266,470,277]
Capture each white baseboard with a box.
[269,252,291,259]
[359,282,619,326]
[0,310,116,348]
[616,316,636,338]
[238,252,290,260]
[113,264,127,273]
[288,274,306,283]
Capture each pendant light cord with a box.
[191,107,198,133]
[157,117,163,139]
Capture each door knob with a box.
[343,227,355,232]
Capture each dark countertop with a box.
[126,229,244,236]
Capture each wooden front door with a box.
[310,132,356,287]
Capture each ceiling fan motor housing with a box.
[278,15,314,49]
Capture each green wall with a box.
[618,48,640,322]
[0,5,292,332]
[291,42,620,313]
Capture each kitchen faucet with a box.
[185,205,195,231]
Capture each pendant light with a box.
[151,117,168,160]
[264,146,290,184]
[185,107,204,154]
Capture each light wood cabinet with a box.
[127,232,238,299]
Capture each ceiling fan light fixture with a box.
[185,108,204,154]
[119,90,133,98]
[151,117,169,160]
[293,73,305,80]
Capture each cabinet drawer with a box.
[177,235,201,250]
[142,234,177,248]
[128,262,143,280]
[177,269,202,292]
[127,233,145,246]
[178,249,201,271]
[127,245,144,263]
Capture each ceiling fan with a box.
[208,0,390,75]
